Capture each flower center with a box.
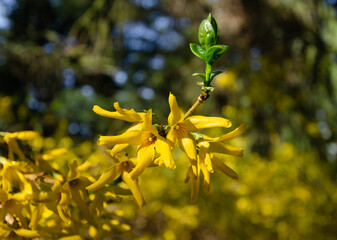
[119,161,132,172]
[142,132,157,146]
[174,123,187,137]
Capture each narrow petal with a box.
[198,142,213,173]
[110,144,129,158]
[185,166,200,203]
[93,105,131,121]
[122,171,145,208]
[184,116,232,132]
[178,133,197,161]
[155,136,175,169]
[58,235,83,240]
[142,109,157,134]
[98,130,142,146]
[212,156,239,180]
[67,161,80,181]
[130,145,155,179]
[93,104,145,122]
[13,229,40,238]
[16,131,40,140]
[219,124,249,141]
[198,143,210,192]
[209,142,243,156]
[86,165,121,192]
[114,102,145,122]
[168,93,184,126]
[200,160,210,192]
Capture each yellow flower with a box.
[93,102,146,158]
[0,189,28,228]
[93,102,146,123]
[0,159,33,198]
[98,110,175,179]
[186,124,248,201]
[166,93,232,173]
[86,153,145,208]
[3,131,39,161]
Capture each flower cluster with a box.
[0,131,132,239]
[90,93,247,206]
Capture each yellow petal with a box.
[155,136,175,169]
[130,145,155,179]
[209,142,243,156]
[114,102,145,122]
[178,132,197,161]
[198,142,214,173]
[16,131,40,140]
[13,229,40,238]
[93,104,144,122]
[200,160,210,192]
[142,109,157,133]
[168,93,184,126]
[58,235,83,240]
[212,156,239,180]
[98,130,142,146]
[110,144,129,158]
[67,161,80,181]
[122,171,145,208]
[28,205,40,230]
[219,124,249,141]
[166,129,177,147]
[86,165,121,192]
[185,166,200,203]
[184,116,232,132]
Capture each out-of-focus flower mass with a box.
[2,0,337,239]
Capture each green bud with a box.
[198,19,215,50]
[198,13,219,50]
[207,13,219,44]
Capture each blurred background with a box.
[1,0,337,239]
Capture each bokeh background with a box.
[1,0,337,239]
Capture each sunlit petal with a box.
[86,165,121,192]
[98,130,142,146]
[155,136,175,169]
[200,160,210,192]
[93,104,144,122]
[114,102,145,122]
[178,133,197,161]
[122,171,145,208]
[184,116,232,132]
[168,93,184,126]
[166,129,177,146]
[110,144,129,158]
[219,124,249,141]
[130,145,155,179]
[209,142,243,156]
[212,155,239,180]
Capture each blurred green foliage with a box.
[1,0,337,239]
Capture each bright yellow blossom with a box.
[166,93,232,173]
[86,152,145,207]
[186,124,248,201]
[98,109,175,179]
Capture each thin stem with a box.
[205,63,212,86]
[184,90,210,119]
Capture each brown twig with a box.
[184,89,210,119]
